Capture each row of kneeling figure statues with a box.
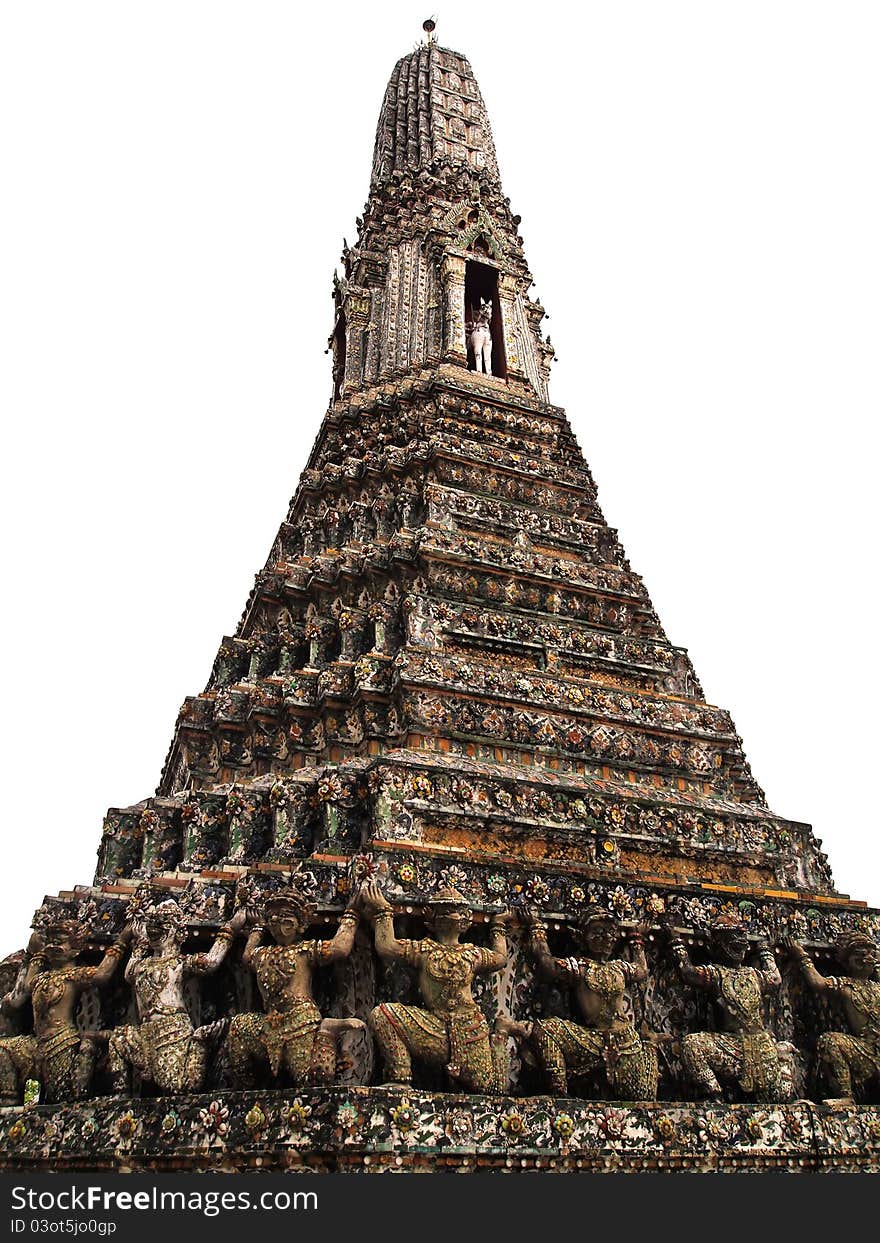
[1,880,878,1109]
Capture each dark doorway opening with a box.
[464,260,507,379]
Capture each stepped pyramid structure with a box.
[1,31,878,1173]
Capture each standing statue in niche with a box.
[788,930,880,1103]
[467,299,493,374]
[668,916,791,1102]
[501,909,658,1100]
[107,898,246,1097]
[0,917,130,1104]
[362,881,511,1093]
[225,887,364,1089]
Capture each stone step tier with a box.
[100,754,830,890]
[89,782,853,934]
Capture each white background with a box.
[1,1,878,955]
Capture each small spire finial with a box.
[423,17,437,44]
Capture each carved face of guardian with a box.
[580,920,617,961]
[713,927,748,965]
[427,887,473,940]
[263,892,314,946]
[431,906,473,939]
[844,941,878,979]
[267,913,305,946]
[41,922,82,968]
[145,903,184,950]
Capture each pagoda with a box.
[1,28,878,1173]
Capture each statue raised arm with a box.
[789,931,880,1104]
[225,886,363,1090]
[364,882,511,1094]
[0,931,45,1105]
[107,897,246,1096]
[11,916,131,1103]
[502,910,657,1100]
[669,916,790,1102]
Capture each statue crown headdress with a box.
[41,917,84,946]
[264,888,315,924]
[429,886,470,911]
[146,899,184,927]
[711,913,746,932]
[576,909,616,931]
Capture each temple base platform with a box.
[1,1087,878,1172]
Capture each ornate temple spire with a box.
[126,28,831,903]
[370,42,501,191]
[330,38,554,403]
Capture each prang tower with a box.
[147,39,830,897]
[2,32,878,1173]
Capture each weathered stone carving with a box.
[3,25,878,1174]
[503,909,657,1100]
[363,880,511,1093]
[790,931,880,1103]
[107,897,245,1096]
[225,887,363,1089]
[0,934,43,1105]
[669,917,791,1102]
[467,299,493,374]
[0,917,130,1105]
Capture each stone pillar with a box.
[140,804,182,874]
[181,792,229,868]
[499,272,526,382]
[441,253,468,365]
[342,289,371,396]
[96,810,142,880]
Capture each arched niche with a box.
[465,258,507,379]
